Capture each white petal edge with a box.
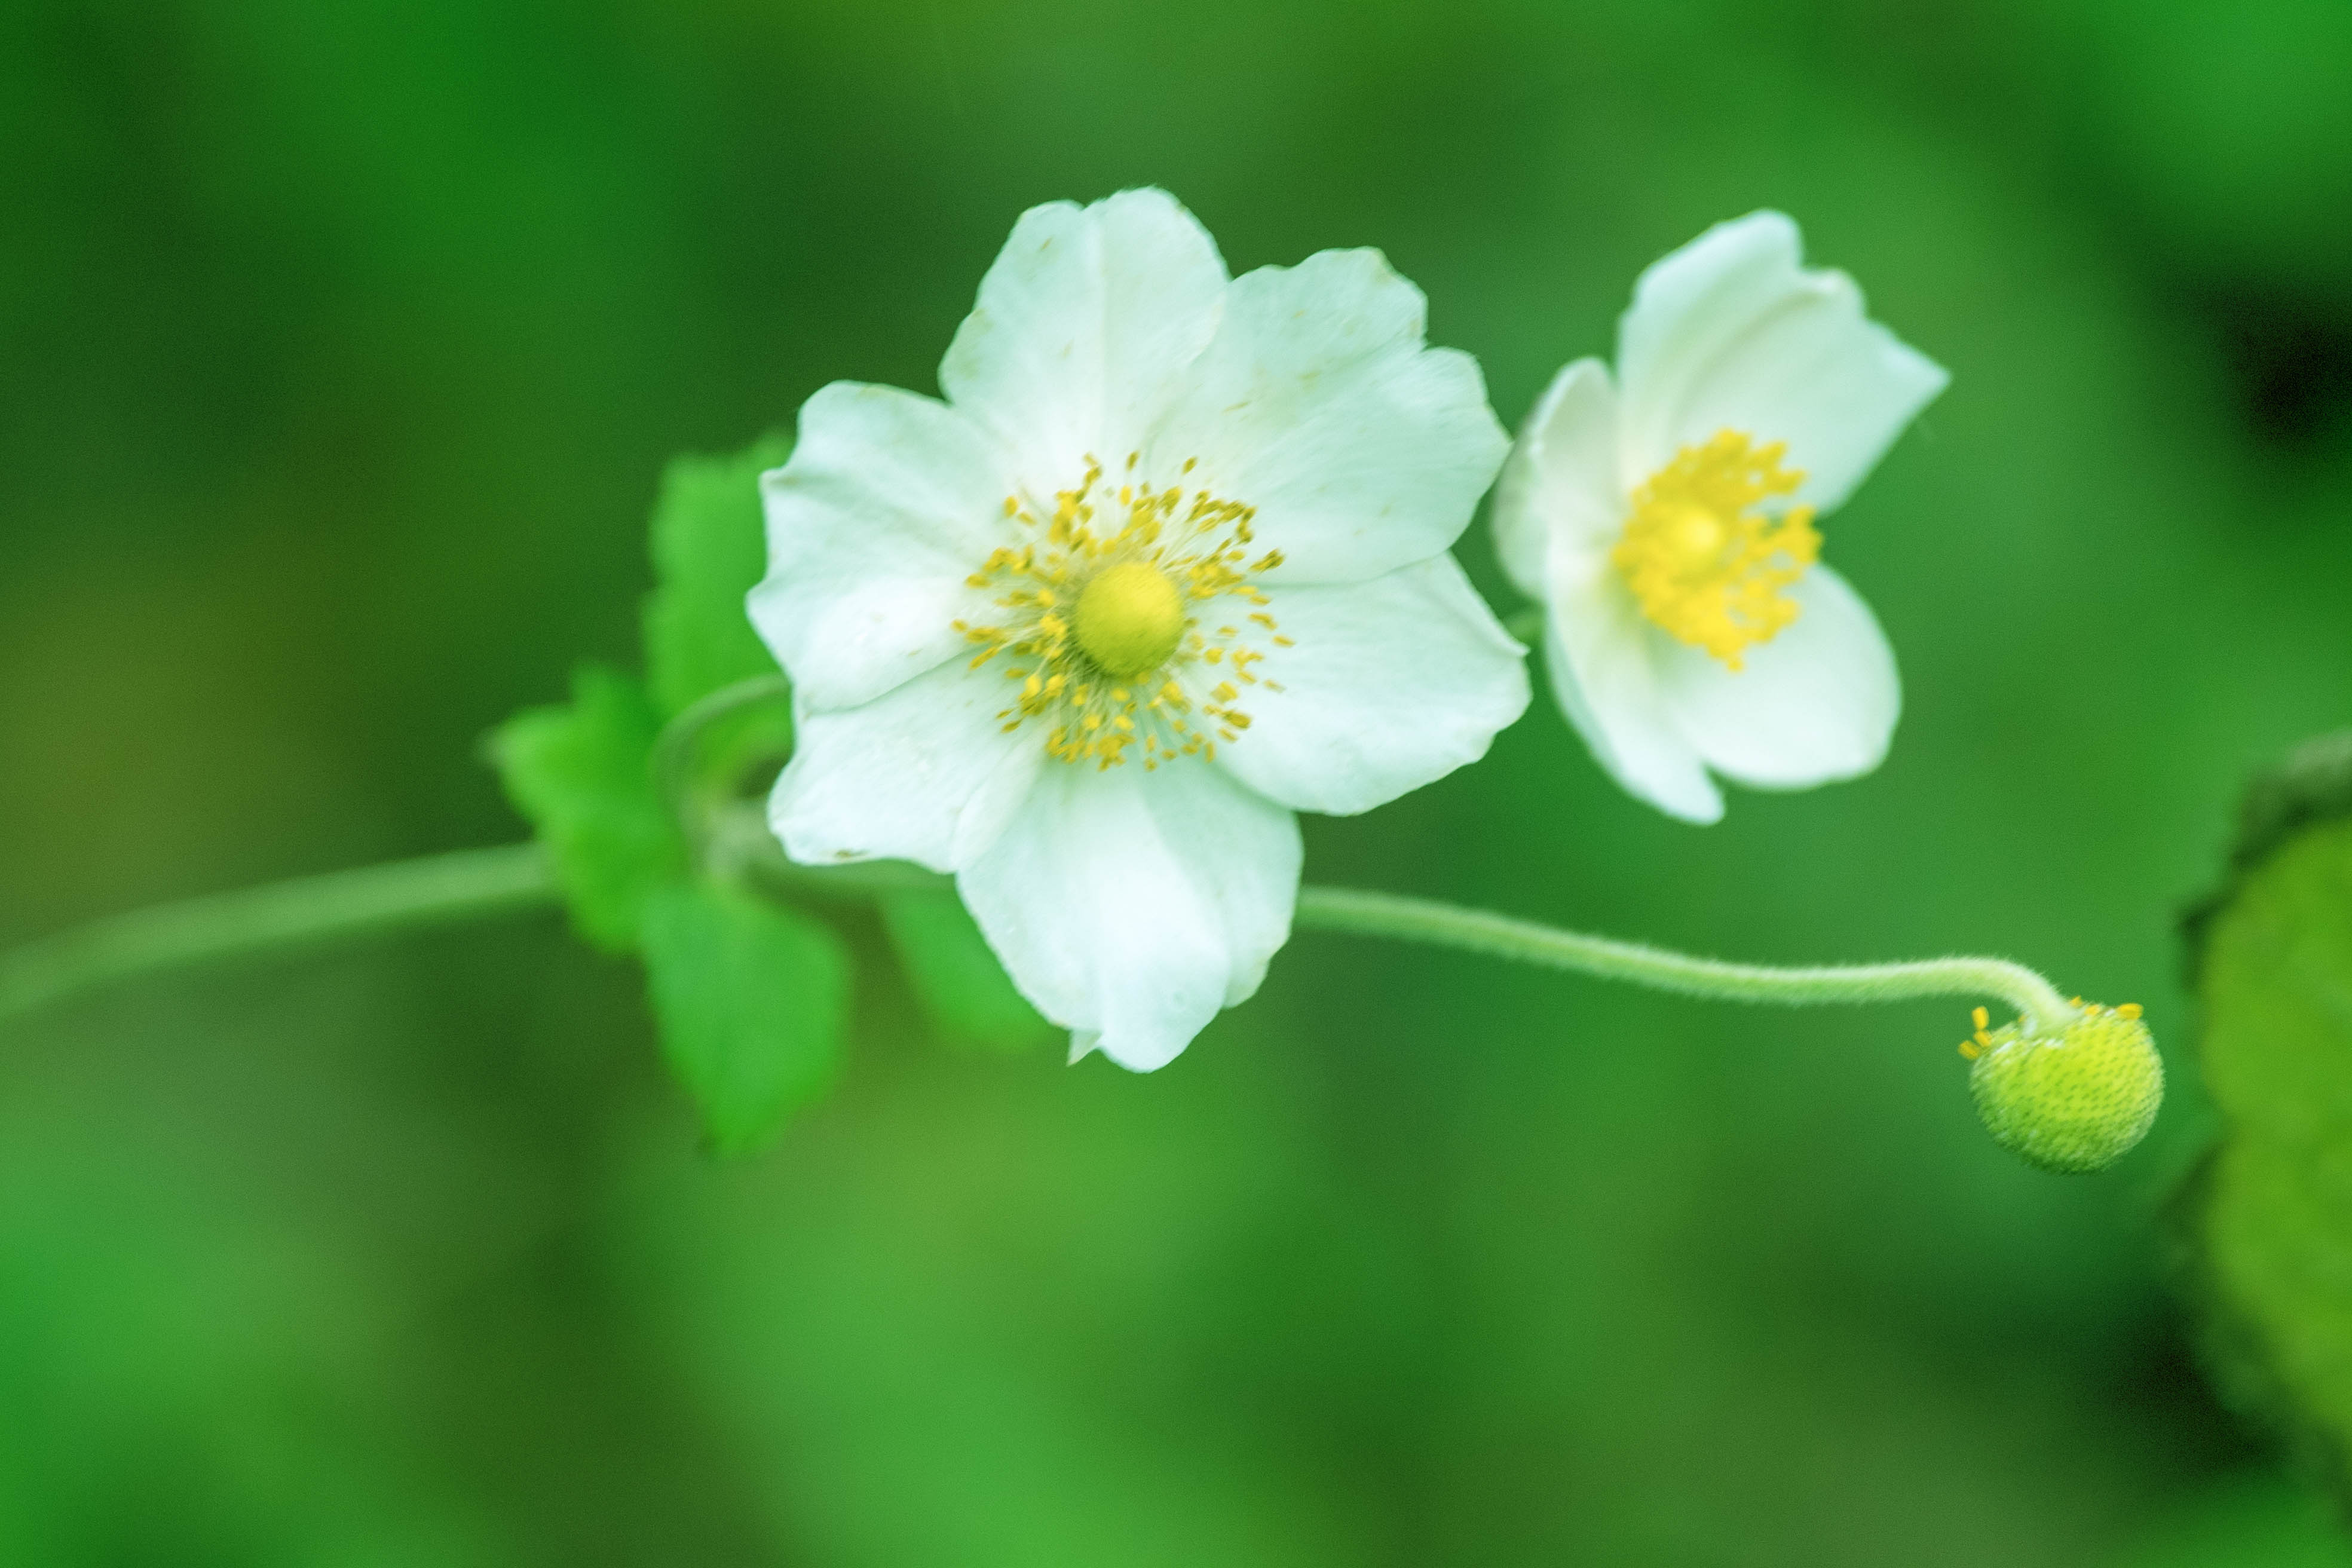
[1615,212,1809,474]
[1615,210,1948,508]
[958,760,1302,1072]
[1491,356,1624,602]
[1541,547,1722,824]
[1655,564,1900,790]
[1653,273,1946,513]
[1149,247,1509,586]
[1213,555,1529,816]
[939,188,1229,492]
[768,657,1046,875]
[752,382,1011,712]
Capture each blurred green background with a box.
[4,0,2351,1561]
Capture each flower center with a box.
[1613,430,1821,670]
[1072,561,1184,678]
[954,455,1293,770]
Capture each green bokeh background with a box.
[4,0,2351,1561]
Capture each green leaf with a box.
[644,433,792,719]
[490,667,681,952]
[2181,732,2352,1499]
[878,888,1055,1053]
[639,880,850,1155]
[2112,1471,2352,1568]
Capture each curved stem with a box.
[0,844,557,1027]
[653,672,794,846]
[0,837,2079,1036]
[1293,886,2075,1031]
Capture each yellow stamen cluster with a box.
[953,454,1293,769]
[1613,430,1821,670]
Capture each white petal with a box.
[1213,556,1529,816]
[1491,356,1624,601]
[939,188,1228,490]
[1656,565,1900,789]
[752,382,1009,712]
[1616,211,1948,509]
[1150,248,1508,586]
[1541,550,1722,824]
[768,658,1046,874]
[958,761,1301,1072]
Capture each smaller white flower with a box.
[1493,212,1949,824]
[752,189,1527,1070]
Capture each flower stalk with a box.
[1293,886,2076,1031]
[0,831,2076,1040]
[0,674,2087,1041]
[0,844,558,1025]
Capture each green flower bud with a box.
[1961,1002,2163,1174]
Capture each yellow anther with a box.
[1614,429,1818,669]
[957,459,1293,768]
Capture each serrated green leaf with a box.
[491,667,681,952]
[877,888,1055,1053]
[644,433,792,719]
[2184,732,2352,1499]
[639,880,849,1155]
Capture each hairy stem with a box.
[1293,886,2076,1031]
[0,844,2077,1035]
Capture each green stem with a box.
[0,844,557,1026]
[653,672,794,848]
[0,840,2078,1036]
[1293,886,2075,1031]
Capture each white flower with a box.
[751,189,1527,1070]
[1492,211,1949,825]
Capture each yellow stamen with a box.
[1614,429,1820,670]
[957,461,1291,768]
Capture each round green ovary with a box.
[1970,1009,2164,1174]
[1072,562,1184,678]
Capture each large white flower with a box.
[751,189,1527,1070]
[1492,211,1949,824]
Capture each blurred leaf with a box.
[2059,0,2352,298]
[640,880,849,1155]
[2181,733,2352,1497]
[2108,1470,2352,1567]
[491,666,681,953]
[644,434,792,719]
[878,888,1055,1054]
